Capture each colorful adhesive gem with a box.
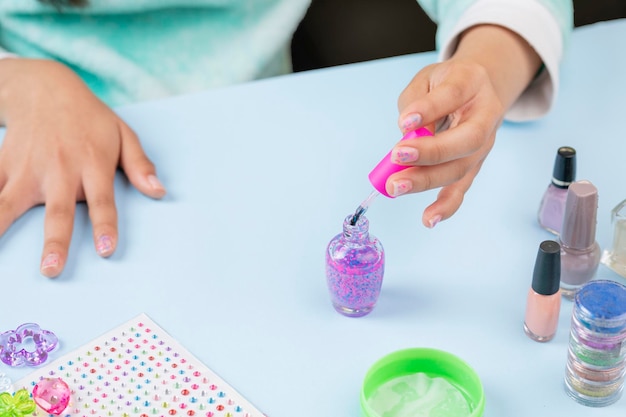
[0,323,58,367]
[32,377,70,415]
[0,374,12,395]
[14,315,259,416]
[0,388,36,417]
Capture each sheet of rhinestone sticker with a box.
[15,313,264,417]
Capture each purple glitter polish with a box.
[325,214,384,317]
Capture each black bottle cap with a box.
[551,146,576,188]
[531,240,561,295]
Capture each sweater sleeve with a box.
[417,0,573,121]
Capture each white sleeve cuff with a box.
[0,50,16,60]
[439,0,563,122]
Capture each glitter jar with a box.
[325,214,384,317]
[564,280,626,407]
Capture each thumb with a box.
[118,121,166,199]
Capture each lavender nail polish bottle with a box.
[538,146,576,235]
[325,214,384,317]
[559,180,601,300]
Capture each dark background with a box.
[291,0,626,71]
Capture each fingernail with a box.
[147,174,165,192]
[389,179,412,197]
[41,253,61,277]
[400,113,422,133]
[391,146,419,163]
[428,215,442,228]
[96,234,114,257]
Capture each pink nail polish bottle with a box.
[524,240,562,342]
[368,127,433,198]
[538,146,576,235]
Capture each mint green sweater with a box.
[0,0,310,106]
[0,0,572,119]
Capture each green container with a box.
[361,348,485,417]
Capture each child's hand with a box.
[386,25,542,228]
[0,58,166,277]
[389,57,503,228]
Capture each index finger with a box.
[398,62,486,130]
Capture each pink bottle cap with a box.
[368,127,433,198]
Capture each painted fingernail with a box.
[41,253,61,277]
[147,175,165,192]
[96,234,114,257]
[389,179,412,197]
[428,215,442,228]
[391,146,419,163]
[400,113,422,133]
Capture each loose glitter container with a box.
[564,280,626,407]
[325,214,384,317]
[360,348,484,417]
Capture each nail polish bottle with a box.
[524,240,562,342]
[600,198,626,278]
[325,214,384,317]
[538,146,576,235]
[559,180,601,300]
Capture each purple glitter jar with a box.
[325,214,384,317]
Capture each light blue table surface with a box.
[2,19,626,417]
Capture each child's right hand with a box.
[385,25,543,229]
[0,58,166,278]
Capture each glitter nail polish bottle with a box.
[524,240,562,342]
[538,146,576,235]
[325,214,384,317]
[559,180,601,300]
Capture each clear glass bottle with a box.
[601,199,626,278]
[325,214,384,317]
[538,146,576,235]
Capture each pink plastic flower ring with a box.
[0,323,58,367]
[0,388,36,417]
[32,378,70,415]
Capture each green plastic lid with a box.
[361,348,485,417]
